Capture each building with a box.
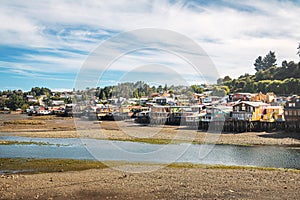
[26,95,38,103]
[261,106,284,122]
[154,97,174,105]
[284,96,300,131]
[229,93,253,102]
[232,101,269,121]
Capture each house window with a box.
[298,110,300,116]
[289,103,296,107]
[285,111,288,116]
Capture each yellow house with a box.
[261,106,284,122]
[232,101,269,121]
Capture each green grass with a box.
[0,158,107,174]
[108,137,176,145]
[0,158,298,174]
[167,162,300,173]
[107,137,255,147]
[0,140,68,146]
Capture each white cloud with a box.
[0,0,300,85]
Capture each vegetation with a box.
[0,158,107,174]
[95,81,205,100]
[219,45,300,95]
[168,162,300,173]
[0,140,59,146]
[0,87,73,111]
[254,51,277,71]
[1,158,298,174]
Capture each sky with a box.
[1,0,300,91]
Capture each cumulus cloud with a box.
[0,0,300,90]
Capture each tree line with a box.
[0,87,71,111]
[218,43,300,95]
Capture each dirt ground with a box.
[1,167,299,200]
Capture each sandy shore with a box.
[0,115,299,146]
[1,166,299,200]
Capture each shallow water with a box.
[0,135,299,169]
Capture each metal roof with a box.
[233,101,269,107]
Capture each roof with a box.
[265,106,283,109]
[233,101,269,107]
[233,93,253,95]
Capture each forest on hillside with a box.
[217,44,300,95]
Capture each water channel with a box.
[0,135,299,170]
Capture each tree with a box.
[254,51,277,71]
[254,56,264,71]
[217,78,223,85]
[190,85,203,94]
[163,84,168,92]
[5,93,25,110]
[282,60,288,68]
[263,51,277,69]
[223,76,232,82]
[211,86,226,97]
[297,43,300,58]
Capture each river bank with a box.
[0,115,299,146]
[1,160,299,200]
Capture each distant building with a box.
[229,93,253,102]
[154,97,174,105]
[284,96,300,131]
[52,100,65,106]
[26,95,38,103]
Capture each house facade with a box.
[232,101,269,121]
[284,96,300,131]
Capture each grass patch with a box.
[108,138,174,145]
[168,162,300,173]
[0,140,67,146]
[1,158,298,174]
[3,119,45,125]
[107,138,255,147]
[107,137,194,145]
[0,158,107,174]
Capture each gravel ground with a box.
[1,167,299,200]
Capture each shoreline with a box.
[1,158,299,175]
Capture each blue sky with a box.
[1,0,300,91]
